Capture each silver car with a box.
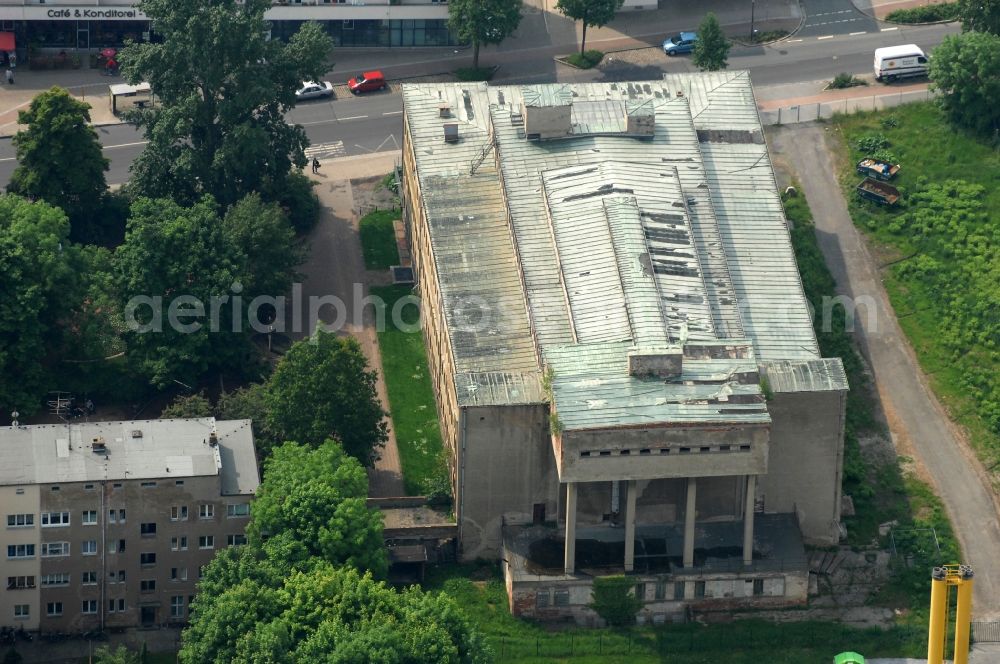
[295,81,334,101]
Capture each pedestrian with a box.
[312,157,320,174]
[5,68,13,85]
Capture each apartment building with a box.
[401,73,849,623]
[0,418,258,632]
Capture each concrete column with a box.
[564,482,577,575]
[743,475,756,567]
[624,480,637,572]
[683,477,697,568]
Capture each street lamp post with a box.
[750,0,756,40]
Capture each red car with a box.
[348,71,387,94]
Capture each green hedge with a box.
[886,2,959,23]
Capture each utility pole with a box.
[750,0,756,40]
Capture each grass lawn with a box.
[424,563,925,662]
[359,209,401,270]
[834,102,1000,486]
[370,284,445,495]
[562,50,604,69]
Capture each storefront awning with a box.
[0,32,15,52]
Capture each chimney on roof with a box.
[628,347,683,379]
[209,431,218,447]
[443,123,459,143]
[438,102,451,118]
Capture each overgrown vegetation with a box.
[745,29,790,44]
[563,49,604,69]
[886,2,960,23]
[369,284,447,495]
[455,66,498,82]
[589,576,642,626]
[359,209,401,269]
[829,72,869,89]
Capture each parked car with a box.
[348,71,387,94]
[873,44,929,83]
[295,81,334,101]
[663,32,698,56]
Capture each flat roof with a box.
[0,418,259,495]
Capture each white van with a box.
[874,44,929,82]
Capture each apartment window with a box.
[81,600,98,615]
[140,522,157,537]
[108,508,126,523]
[84,483,95,490]
[13,605,29,620]
[170,506,189,521]
[141,481,157,488]
[227,534,247,547]
[6,576,35,590]
[198,504,214,520]
[6,514,34,528]
[226,503,250,518]
[140,552,157,566]
[118,539,126,553]
[170,596,185,618]
[694,581,706,598]
[112,482,123,489]
[7,544,35,559]
[140,579,156,593]
[198,535,214,549]
[655,581,667,600]
[81,540,97,556]
[50,486,60,492]
[175,480,185,486]
[82,510,98,525]
[108,598,126,613]
[46,602,63,617]
[109,570,125,583]
[170,567,188,581]
[41,511,71,527]
[41,542,70,557]
[82,572,97,585]
[42,573,71,587]
[171,536,188,551]
[635,583,647,602]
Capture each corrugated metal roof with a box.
[761,359,849,393]
[455,371,547,406]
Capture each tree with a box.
[0,195,80,415]
[958,0,1000,34]
[247,440,387,575]
[221,193,300,298]
[2,649,23,664]
[589,575,642,626]
[161,392,213,418]
[448,0,523,70]
[93,646,140,664]
[7,88,110,243]
[180,563,490,664]
[266,332,388,464]
[693,13,731,71]
[218,383,276,447]
[555,0,623,54]
[119,0,332,208]
[929,32,1000,135]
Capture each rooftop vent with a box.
[92,441,108,455]
[438,102,451,118]
[628,347,684,379]
[208,431,219,447]
[521,100,571,140]
[443,123,459,143]
[131,429,143,438]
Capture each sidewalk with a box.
[851,0,955,20]
[756,77,934,124]
[0,67,120,136]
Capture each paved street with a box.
[798,0,879,37]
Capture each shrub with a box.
[589,575,642,626]
[276,170,320,234]
[455,67,495,82]
[880,114,900,129]
[855,132,890,153]
[886,2,959,23]
[829,72,868,89]
[564,50,604,69]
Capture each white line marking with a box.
[382,110,403,116]
[817,35,834,40]
[850,31,867,35]
[0,156,15,163]
[104,140,149,150]
[789,38,804,42]
[881,26,899,31]
[339,114,369,121]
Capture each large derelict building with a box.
[0,418,258,632]
[401,73,849,622]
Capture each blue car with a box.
[663,32,698,56]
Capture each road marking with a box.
[788,38,804,42]
[104,140,149,150]
[850,31,868,36]
[339,115,369,121]
[0,156,15,163]
[818,35,834,40]
[881,26,899,31]
[305,140,346,160]
[382,110,403,116]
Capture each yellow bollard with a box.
[927,567,948,664]
[953,566,974,664]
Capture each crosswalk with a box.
[304,140,346,160]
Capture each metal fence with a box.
[759,88,937,126]
[972,622,1000,643]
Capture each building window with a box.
[81,600,98,615]
[109,508,126,523]
[198,504,214,520]
[170,596,185,618]
[82,572,97,585]
[140,552,156,566]
[655,581,667,600]
[42,573,71,587]
[674,582,685,600]
[82,540,98,556]
[6,514,34,528]
[535,589,550,608]
[118,539,126,553]
[694,581,706,598]
[7,544,35,559]
[13,605,29,620]
[41,542,70,557]
[198,535,214,550]
[113,482,123,489]
[635,583,646,602]
[752,578,764,596]
[226,503,250,518]
[171,536,188,551]
[553,589,570,606]
[141,481,157,488]
[140,579,156,593]
[170,506,189,521]
[6,576,35,590]
[227,534,247,547]
[108,570,125,583]
[170,567,188,581]
[140,522,157,536]
[46,602,63,617]
[175,480,185,486]
[82,510,98,525]
[41,511,71,527]
[108,598,126,613]
[50,486,60,492]
[84,483,95,490]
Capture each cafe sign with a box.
[1,6,151,20]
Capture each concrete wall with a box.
[458,404,558,560]
[567,477,743,526]
[1,484,41,630]
[757,389,846,545]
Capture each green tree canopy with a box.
[119,0,332,207]
[247,440,387,575]
[555,0,623,53]
[693,13,731,71]
[221,193,300,298]
[218,383,276,447]
[958,0,1000,34]
[0,195,80,415]
[181,562,489,664]
[93,646,140,664]
[930,31,1000,135]
[7,87,110,243]
[448,0,523,69]
[265,332,388,464]
[161,392,213,418]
